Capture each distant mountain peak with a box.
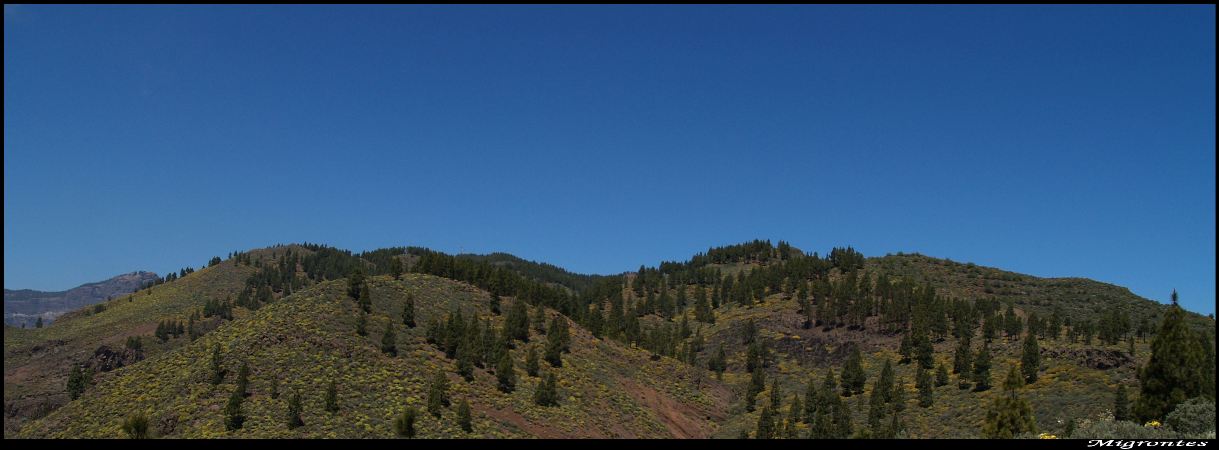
[4,271,159,327]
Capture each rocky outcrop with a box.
[84,345,144,373]
[1043,347,1134,370]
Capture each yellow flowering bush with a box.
[1038,432,1058,439]
[1145,420,1162,428]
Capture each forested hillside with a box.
[6,240,1214,439]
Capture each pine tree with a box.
[695,288,715,324]
[709,343,727,379]
[831,389,854,438]
[1021,333,1040,383]
[803,377,820,423]
[395,406,417,438]
[35,317,43,328]
[156,321,169,342]
[443,310,466,359]
[506,299,529,342]
[270,377,280,399]
[457,344,475,382]
[533,372,559,407]
[235,361,250,397]
[381,323,397,356]
[286,391,304,429]
[1198,330,1216,400]
[457,399,473,432]
[877,358,895,403]
[224,387,245,431]
[402,294,416,328]
[489,293,501,315]
[769,378,782,412]
[1134,291,1209,421]
[916,367,934,407]
[809,370,837,438]
[899,331,914,364]
[390,257,404,280]
[982,367,1037,438]
[783,417,798,439]
[935,364,949,387]
[756,405,775,439]
[425,317,444,346]
[428,369,451,417]
[892,376,907,412]
[496,350,516,393]
[972,343,992,392]
[746,366,765,412]
[544,316,567,367]
[532,304,547,334]
[67,364,89,400]
[358,285,371,313]
[1114,384,1131,422]
[915,331,935,370]
[325,380,339,413]
[822,367,838,397]
[789,394,803,426]
[356,311,368,336]
[347,268,365,301]
[841,347,867,396]
[953,336,972,375]
[884,409,905,439]
[867,380,886,431]
[525,345,540,377]
[210,344,224,385]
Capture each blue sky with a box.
[4,5,1215,315]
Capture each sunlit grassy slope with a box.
[17,274,730,438]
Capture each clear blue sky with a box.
[5,5,1215,315]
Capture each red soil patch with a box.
[619,378,723,439]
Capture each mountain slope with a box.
[4,272,160,328]
[5,241,1213,439]
[17,274,729,438]
[2,248,282,434]
[866,253,1207,330]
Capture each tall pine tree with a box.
[841,347,867,396]
[1021,333,1040,383]
[1134,291,1210,421]
[982,367,1037,438]
[972,342,992,392]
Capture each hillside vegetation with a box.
[5,240,1214,439]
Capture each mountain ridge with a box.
[4,271,160,328]
[4,241,1213,438]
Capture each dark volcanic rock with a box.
[1043,347,1134,370]
[84,345,144,373]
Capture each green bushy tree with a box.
[982,367,1036,438]
[1135,291,1211,421]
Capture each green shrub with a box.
[1068,418,1180,439]
[121,413,149,439]
[1165,398,1216,435]
[395,407,417,438]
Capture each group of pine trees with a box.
[419,297,570,406]
[1133,291,1216,422]
[154,319,185,342]
[83,241,1213,438]
[751,368,857,439]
